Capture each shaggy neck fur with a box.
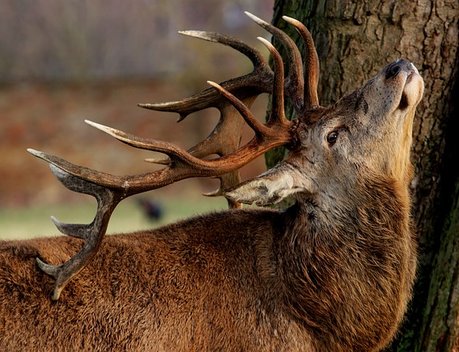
[276,173,416,351]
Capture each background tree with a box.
[268,1,458,351]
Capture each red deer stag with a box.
[0,12,423,351]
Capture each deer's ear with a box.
[225,163,312,206]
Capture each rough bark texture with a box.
[270,0,459,350]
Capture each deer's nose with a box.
[385,59,414,80]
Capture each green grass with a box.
[0,197,227,240]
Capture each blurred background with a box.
[0,0,274,239]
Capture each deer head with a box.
[28,13,424,301]
[227,60,424,208]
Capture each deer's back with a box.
[0,209,313,351]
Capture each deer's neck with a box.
[277,175,415,350]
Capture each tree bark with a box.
[270,0,459,350]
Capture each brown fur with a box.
[0,179,415,351]
[1,211,314,351]
[0,59,423,350]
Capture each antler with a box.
[281,16,320,109]
[139,30,272,207]
[29,12,320,300]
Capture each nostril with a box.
[398,93,409,110]
[386,63,401,79]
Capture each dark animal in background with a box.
[137,198,163,221]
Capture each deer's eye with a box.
[327,131,339,146]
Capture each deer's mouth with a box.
[397,63,424,111]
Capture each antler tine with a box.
[207,81,271,138]
[138,31,272,120]
[202,171,241,209]
[28,158,122,300]
[245,11,304,111]
[138,78,268,121]
[85,120,206,166]
[257,37,288,128]
[282,16,320,109]
[179,31,267,70]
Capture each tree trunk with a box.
[270,0,459,350]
